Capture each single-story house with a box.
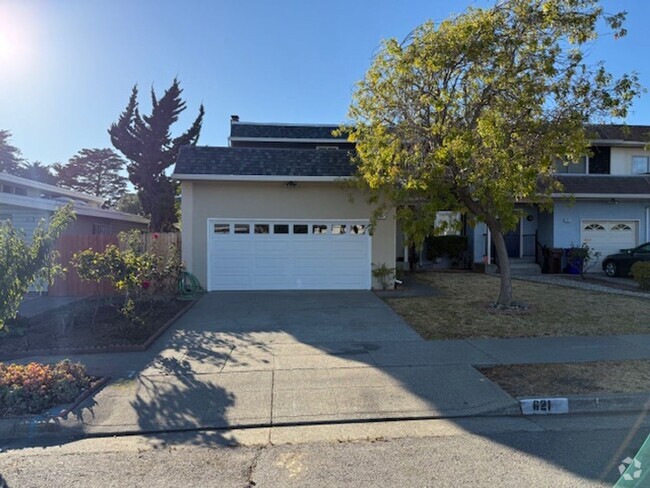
[173,118,650,290]
[0,172,149,236]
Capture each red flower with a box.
[142,280,151,289]
[153,233,159,239]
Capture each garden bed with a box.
[0,297,193,358]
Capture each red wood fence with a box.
[48,232,181,297]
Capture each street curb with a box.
[566,392,650,414]
[516,392,650,416]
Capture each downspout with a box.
[646,207,650,243]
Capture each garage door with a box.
[581,220,638,272]
[207,219,371,291]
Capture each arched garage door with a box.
[207,219,371,290]
[581,220,638,272]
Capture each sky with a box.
[1,0,650,165]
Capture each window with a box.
[611,223,632,231]
[584,223,605,230]
[2,185,12,194]
[14,187,27,196]
[293,224,308,234]
[214,223,230,234]
[316,146,339,150]
[234,224,250,234]
[0,214,12,222]
[332,224,347,235]
[254,224,270,234]
[588,146,611,174]
[350,224,367,235]
[312,224,328,234]
[632,156,650,174]
[274,224,289,234]
[555,156,587,174]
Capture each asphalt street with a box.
[1,413,648,487]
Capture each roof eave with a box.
[172,174,350,182]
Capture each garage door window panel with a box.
[274,224,289,234]
[234,224,250,234]
[313,224,328,234]
[214,224,231,234]
[254,224,270,234]
[332,224,347,235]
[293,224,308,234]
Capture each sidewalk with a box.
[3,291,650,443]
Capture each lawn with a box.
[386,272,650,340]
[479,360,650,397]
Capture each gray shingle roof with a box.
[230,123,349,140]
[587,124,650,142]
[556,175,650,194]
[174,146,355,177]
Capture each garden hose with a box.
[177,271,205,300]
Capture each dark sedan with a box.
[602,243,650,277]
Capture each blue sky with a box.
[1,0,649,165]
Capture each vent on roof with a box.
[231,115,240,122]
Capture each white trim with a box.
[519,215,525,258]
[590,139,647,147]
[0,172,104,204]
[229,137,349,144]
[0,192,149,224]
[172,174,348,182]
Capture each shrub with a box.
[424,235,468,261]
[0,360,90,416]
[0,204,75,330]
[631,262,650,290]
[372,263,395,290]
[72,231,183,325]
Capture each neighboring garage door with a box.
[207,219,371,291]
[581,220,638,272]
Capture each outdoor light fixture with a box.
[285,181,297,189]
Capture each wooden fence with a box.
[48,232,181,297]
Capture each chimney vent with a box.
[231,115,240,122]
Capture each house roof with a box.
[230,122,348,140]
[0,172,104,205]
[587,124,650,143]
[556,175,650,195]
[173,146,355,179]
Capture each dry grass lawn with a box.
[479,361,650,397]
[386,272,650,340]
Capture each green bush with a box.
[0,204,75,330]
[631,262,650,290]
[0,360,90,416]
[424,235,468,261]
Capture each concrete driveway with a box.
[3,291,518,442]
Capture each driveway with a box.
[3,291,518,442]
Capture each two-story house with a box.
[469,125,650,274]
[173,116,398,291]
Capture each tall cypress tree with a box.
[109,79,204,231]
[0,130,24,174]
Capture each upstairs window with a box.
[588,146,610,174]
[555,156,587,174]
[632,156,650,174]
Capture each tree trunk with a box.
[490,227,514,307]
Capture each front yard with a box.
[387,272,650,340]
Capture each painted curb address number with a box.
[520,398,569,415]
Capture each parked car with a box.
[602,243,650,277]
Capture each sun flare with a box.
[0,3,36,73]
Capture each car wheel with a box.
[604,261,617,277]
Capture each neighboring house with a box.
[0,172,149,237]
[173,116,395,291]
[469,125,650,273]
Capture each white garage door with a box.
[581,220,638,272]
[207,219,371,291]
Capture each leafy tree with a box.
[109,79,204,231]
[115,193,145,216]
[16,161,58,185]
[0,130,23,174]
[54,148,127,206]
[346,0,640,306]
[0,205,75,330]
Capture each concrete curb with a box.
[566,392,650,415]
